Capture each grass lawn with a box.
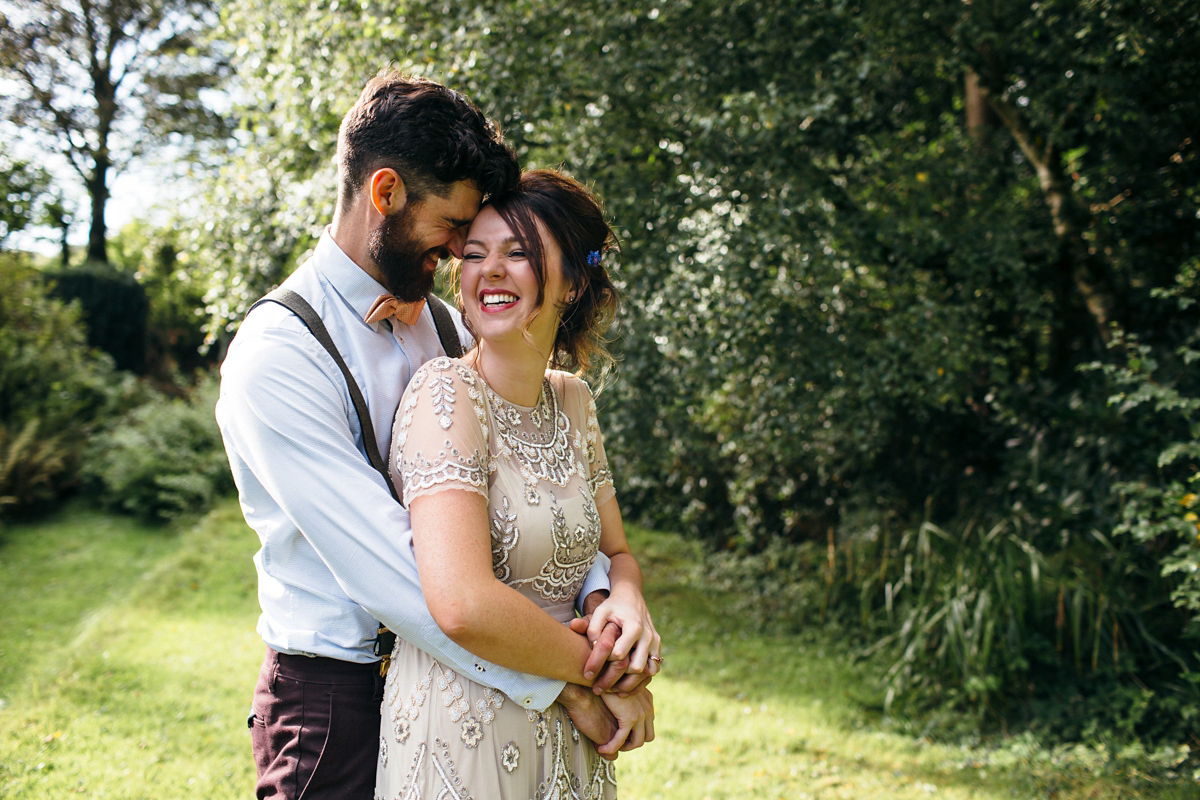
[0,498,1194,798]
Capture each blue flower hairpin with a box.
[586,250,603,268]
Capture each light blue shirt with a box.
[216,230,609,711]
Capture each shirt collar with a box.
[312,228,393,326]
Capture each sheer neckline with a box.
[455,358,550,413]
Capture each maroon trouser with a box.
[249,648,385,800]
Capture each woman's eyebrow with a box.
[464,236,521,248]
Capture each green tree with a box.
[200,0,1200,738]
[0,0,230,265]
[0,155,48,248]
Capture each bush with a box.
[81,372,234,522]
[49,264,149,373]
[108,220,215,379]
[0,257,135,517]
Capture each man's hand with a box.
[556,683,621,761]
[581,589,608,618]
[599,688,654,754]
[572,616,619,682]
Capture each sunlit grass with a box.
[0,502,261,798]
[0,500,1193,798]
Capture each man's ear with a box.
[368,168,408,215]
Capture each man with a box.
[217,71,651,800]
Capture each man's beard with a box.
[368,204,443,302]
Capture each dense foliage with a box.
[187,0,1200,744]
[82,373,233,521]
[108,221,215,376]
[0,155,48,247]
[0,256,134,515]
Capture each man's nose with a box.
[446,228,467,260]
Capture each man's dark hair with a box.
[336,70,518,210]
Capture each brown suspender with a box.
[250,287,465,671]
[249,288,466,505]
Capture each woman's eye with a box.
[462,252,483,261]
[509,249,526,259]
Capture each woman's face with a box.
[460,206,567,354]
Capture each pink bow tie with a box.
[364,294,426,327]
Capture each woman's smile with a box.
[479,289,520,311]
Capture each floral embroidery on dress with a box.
[501,741,520,773]
[461,716,483,748]
[402,442,490,497]
[432,738,472,799]
[425,370,457,430]
[394,359,492,503]
[535,718,584,800]
[484,377,585,493]
[511,492,602,603]
[380,363,618,800]
[583,758,617,800]
[386,659,514,742]
[386,659,432,744]
[584,394,613,497]
[490,496,520,582]
[476,688,504,724]
[439,668,470,723]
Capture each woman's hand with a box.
[582,495,663,694]
[571,583,662,695]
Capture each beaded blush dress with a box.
[375,357,618,800]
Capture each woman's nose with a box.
[482,252,505,278]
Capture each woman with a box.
[377,170,661,799]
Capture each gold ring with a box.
[650,655,664,666]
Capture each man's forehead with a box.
[428,180,483,225]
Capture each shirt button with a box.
[475,664,486,673]
[523,697,534,706]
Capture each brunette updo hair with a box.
[470,169,619,374]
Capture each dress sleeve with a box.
[390,358,491,506]
[573,377,616,507]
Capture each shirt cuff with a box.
[576,552,612,614]
[520,678,568,713]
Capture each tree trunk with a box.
[85,161,109,264]
[981,90,1122,354]
[964,70,997,139]
[59,226,70,269]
